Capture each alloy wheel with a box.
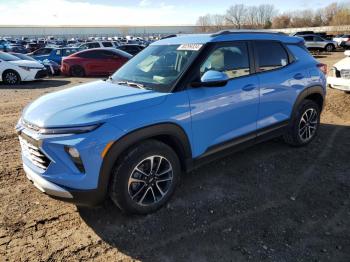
[128,155,173,206]
[5,72,18,84]
[298,108,318,143]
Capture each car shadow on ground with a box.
[0,79,71,89]
[78,123,350,262]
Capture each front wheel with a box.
[283,100,320,147]
[2,70,21,85]
[109,140,181,214]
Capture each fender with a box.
[291,85,325,118]
[95,122,193,202]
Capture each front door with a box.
[186,41,259,157]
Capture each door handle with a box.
[242,84,256,91]
[294,73,304,80]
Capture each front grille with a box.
[340,69,350,79]
[19,136,50,170]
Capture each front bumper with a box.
[17,121,125,206]
[327,76,350,91]
[24,163,73,198]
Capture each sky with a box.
[0,0,338,26]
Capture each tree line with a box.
[196,2,350,32]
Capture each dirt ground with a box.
[0,52,349,262]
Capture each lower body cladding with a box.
[17,122,124,206]
[328,76,350,91]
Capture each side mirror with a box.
[200,70,229,87]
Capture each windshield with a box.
[111,44,202,92]
[0,52,20,61]
[12,53,36,61]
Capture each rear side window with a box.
[255,41,289,72]
[87,42,100,48]
[77,50,104,59]
[303,36,313,41]
[102,42,113,47]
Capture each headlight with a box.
[19,66,45,71]
[19,66,31,71]
[330,67,337,77]
[38,124,102,135]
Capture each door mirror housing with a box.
[200,70,229,87]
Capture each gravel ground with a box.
[0,52,349,262]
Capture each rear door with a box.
[254,41,303,131]
[313,36,325,49]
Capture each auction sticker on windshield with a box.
[177,44,203,51]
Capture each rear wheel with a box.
[70,65,85,77]
[325,44,335,52]
[2,70,21,85]
[109,140,181,214]
[284,100,320,147]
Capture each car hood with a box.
[334,56,350,70]
[22,80,168,128]
[9,60,44,68]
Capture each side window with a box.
[87,43,100,48]
[102,42,113,47]
[256,41,289,72]
[303,36,313,41]
[55,49,61,56]
[200,42,250,79]
[313,36,323,42]
[80,44,88,50]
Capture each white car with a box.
[328,50,350,93]
[0,52,46,85]
[78,41,119,50]
[333,34,350,46]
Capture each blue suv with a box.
[16,31,326,214]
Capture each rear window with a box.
[255,41,289,72]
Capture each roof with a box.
[153,30,302,46]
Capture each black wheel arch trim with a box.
[291,85,325,118]
[94,122,192,204]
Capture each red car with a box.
[61,48,132,77]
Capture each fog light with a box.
[67,147,80,158]
[64,146,85,173]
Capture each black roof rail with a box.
[211,30,287,37]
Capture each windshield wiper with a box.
[117,81,146,89]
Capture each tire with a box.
[283,99,320,147]
[2,70,21,85]
[70,65,85,77]
[109,139,181,214]
[345,91,350,94]
[325,44,335,52]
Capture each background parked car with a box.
[0,51,46,85]
[25,42,41,53]
[328,50,350,93]
[61,48,132,77]
[28,47,54,56]
[333,34,350,46]
[6,44,27,53]
[10,52,60,76]
[30,47,79,64]
[300,35,337,52]
[0,39,10,51]
[116,44,145,55]
[79,41,118,50]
